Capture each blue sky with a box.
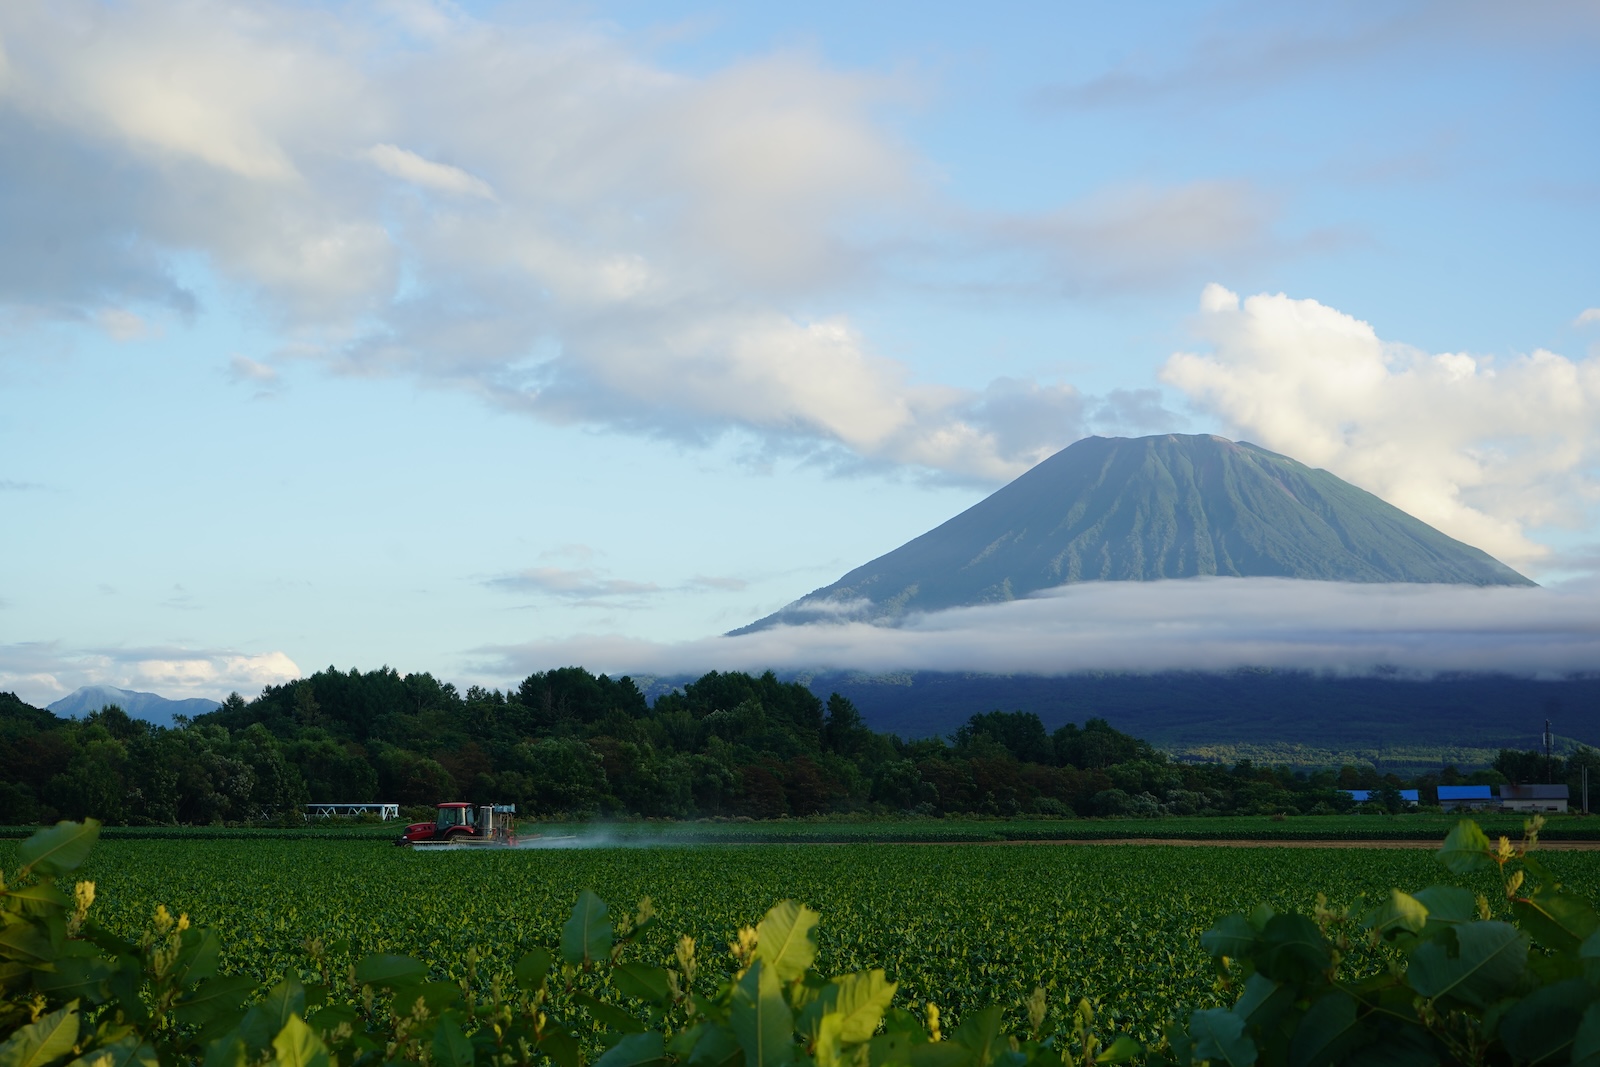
[2,0,1597,703]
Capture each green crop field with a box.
[8,836,1600,1045]
[9,810,1596,844]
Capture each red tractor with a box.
[395,803,519,847]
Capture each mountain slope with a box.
[47,686,221,727]
[737,434,1533,631]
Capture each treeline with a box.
[0,666,1594,825]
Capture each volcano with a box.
[735,433,1533,632]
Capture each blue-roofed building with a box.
[1437,785,1496,811]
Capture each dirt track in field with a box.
[965,838,1600,850]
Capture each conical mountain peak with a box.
[734,433,1533,632]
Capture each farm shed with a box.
[1497,784,1569,813]
[1437,785,1496,811]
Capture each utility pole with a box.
[1545,719,1554,784]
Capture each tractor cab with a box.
[434,803,476,831]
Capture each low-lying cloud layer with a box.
[0,643,301,706]
[473,578,1600,682]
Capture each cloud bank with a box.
[0,643,301,706]
[0,0,1272,485]
[1163,286,1600,570]
[472,578,1600,683]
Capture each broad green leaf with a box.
[612,963,673,1006]
[1201,914,1257,961]
[1513,890,1600,953]
[905,1042,970,1067]
[1188,1007,1256,1067]
[827,970,897,1044]
[64,1037,157,1067]
[1408,921,1528,1007]
[866,1030,918,1067]
[0,1003,79,1067]
[1258,914,1330,984]
[950,1006,1004,1067]
[1232,974,1290,1030]
[200,1037,246,1067]
[271,1016,329,1067]
[754,901,820,984]
[1413,886,1477,928]
[595,1033,666,1067]
[1364,890,1428,938]
[1572,1001,1600,1066]
[732,960,794,1067]
[813,1014,846,1067]
[409,981,466,1016]
[174,975,259,1027]
[0,921,59,964]
[1438,820,1494,875]
[537,1028,582,1067]
[6,885,70,915]
[431,1017,474,1067]
[562,891,613,969]
[1498,978,1594,1064]
[1581,930,1600,984]
[238,980,305,1053]
[18,822,100,878]
[172,927,222,988]
[1094,1036,1141,1064]
[687,1025,741,1067]
[1288,992,1358,1067]
[33,957,114,1002]
[352,954,427,987]
[515,948,553,993]
[574,991,647,1034]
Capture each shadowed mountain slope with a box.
[736,434,1533,632]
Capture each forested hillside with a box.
[0,667,1588,826]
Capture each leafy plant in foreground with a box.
[1160,816,1600,1066]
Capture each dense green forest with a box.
[1,666,1593,826]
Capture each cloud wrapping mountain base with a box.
[478,577,1600,680]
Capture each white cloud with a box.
[472,577,1600,682]
[0,642,301,705]
[1161,285,1600,569]
[227,354,278,384]
[367,143,494,199]
[485,567,661,601]
[0,0,1230,485]
[96,307,150,341]
[1577,308,1600,327]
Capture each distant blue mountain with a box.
[47,686,221,728]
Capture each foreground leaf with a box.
[1408,922,1528,1008]
[595,1033,666,1067]
[562,891,613,968]
[18,822,100,878]
[732,961,793,1067]
[754,901,820,984]
[1437,821,1494,875]
[1188,1008,1256,1067]
[0,1004,80,1067]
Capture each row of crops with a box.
[15,836,1598,1045]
